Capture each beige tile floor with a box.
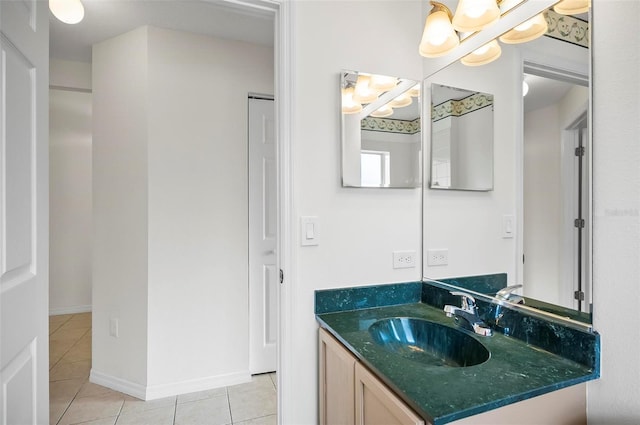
[50,313,277,425]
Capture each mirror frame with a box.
[421,0,594,329]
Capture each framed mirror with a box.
[340,70,421,188]
[422,5,592,325]
[430,84,494,191]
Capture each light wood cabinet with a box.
[355,362,425,425]
[319,328,422,425]
[319,328,357,425]
[319,327,586,425]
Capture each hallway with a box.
[49,313,276,425]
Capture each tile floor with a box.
[50,313,277,425]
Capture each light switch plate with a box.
[300,216,319,246]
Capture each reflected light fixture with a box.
[353,75,380,104]
[419,1,460,58]
[499,12,548,44]
[452,0,500,33]
[369,75,398,92]
[389,93,413,108]
[554,0,591,15]
[461,39,501,66]
[408,84,421,97]
[341,87,362,114]
[370,104,394,118]
[49,0,85,24]
[522,80,529,96]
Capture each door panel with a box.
[249,97,276,374]
[0,0,49,423]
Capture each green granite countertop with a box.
[317,302,597,424]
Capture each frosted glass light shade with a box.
[499,12,548,44]
[419,2,459,58]
[408,84,421,97]
[461,39,501,66]
[452,0,500,32]
[353,75,380,104]
[389,93,412,108]
[369,75,398,92]
[341,87,362,114]
[49,0,85,24]
[554,0,590,15]
[370,104,394,118]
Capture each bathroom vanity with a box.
[316,281,599,425]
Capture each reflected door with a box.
[249,97,277,374]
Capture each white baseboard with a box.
[49,305,92,316]
[90,369,251,401]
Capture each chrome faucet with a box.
[444,291,493,336]
[495,284,524,304]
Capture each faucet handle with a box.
[495,284,524,303]
[450,291,476,310]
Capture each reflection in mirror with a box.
[341,70,421,188]
[430,84,493,191]
[422,7,592,324]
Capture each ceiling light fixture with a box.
[49,0,85,24]
[499,12,548,44]
[460,39,501,66]
[419,2,460,58]
[553,0,591,15]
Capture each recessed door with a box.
[249,97,276,374]
[0,1,49,423]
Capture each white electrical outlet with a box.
[393,250,416,269]
[427,249,448,266]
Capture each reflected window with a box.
[361,150,390,187]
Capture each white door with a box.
[0,1,49,424]
[249,97,276,374]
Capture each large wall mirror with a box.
[340,70,422,188]
[430,84,494,191]
[422,4,592,326]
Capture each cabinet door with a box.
[319,328,356,425]
[355,362,425,425]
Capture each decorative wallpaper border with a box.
[432,92,493,122]
[361,117,421,135]
[544,9,589,48]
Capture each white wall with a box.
[422,50,520,282]
[288,1,423,423]
[92,25,273,398]
[146,26,273,390]
[49,89,93,314]
[92,26,151,389]
[49,59,93,315]
[588,1,640,422]
[523,103,562,303]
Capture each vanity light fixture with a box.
[389,92,413,108]
[452,0,501,33]
[460,39,501,66]
[553,0,590,15]
[370,104,394,118]
[419,2,460,58]
[49,0,85,24]
[369,74,399,91]
[408,84,421,97]
[341,87,363,114]
[499,12,548,44]
[353,75,380,104]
